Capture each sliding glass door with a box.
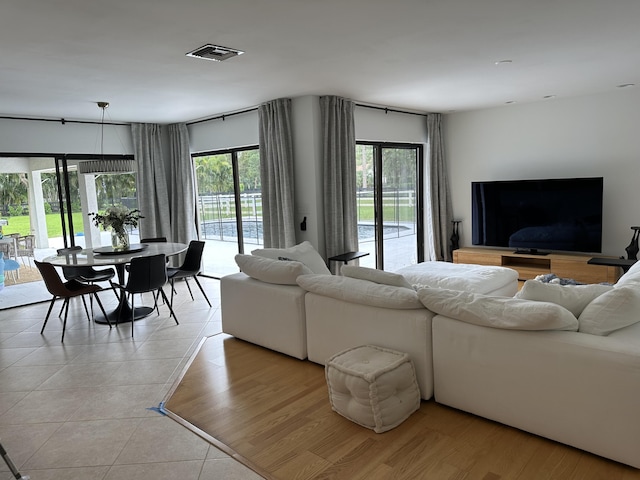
[356,143,423,271]
[194,147,261,277]
[50,156,138,250]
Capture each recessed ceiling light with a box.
[186,44,245,62]
[617,83,635,88]
[495,59,513,65]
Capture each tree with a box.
[0,173,29,215]
[95,173,137,209]
[237,149,261,192]
[195,155,234,194]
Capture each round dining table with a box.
[42,242,187,324]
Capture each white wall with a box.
[0,118,132,155]
[188,110,258,152]
[446,87,640,257]
[355,107,427,143]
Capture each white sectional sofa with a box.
[221,243,518,397]
[220,241,640,468]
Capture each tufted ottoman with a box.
[325,345,421,433]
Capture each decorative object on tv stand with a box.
[450,220,461,260]
[78,102,135,175]
[89,205,143,251]
[624,226,640,260]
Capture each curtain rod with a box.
[186,107,259,126]
[0,115,128,126]
[354,103,428,117]
[1,101,427,128]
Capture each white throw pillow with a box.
[341,265,413,289]
[296,274,423,309]
[251,241,331,275]
[614,260,640,288]
[578,286,640,335]
[417,287,578,331]
[234,254,313,285]
[516,280,613,317]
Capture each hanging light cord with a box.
[97,101,109,160]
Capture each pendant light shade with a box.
[78,159,136,174]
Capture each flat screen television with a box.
[471,177,603,254]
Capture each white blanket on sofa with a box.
[396,262,518,296]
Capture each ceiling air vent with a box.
[186,44,244,62]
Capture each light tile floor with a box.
[0,276,263,480]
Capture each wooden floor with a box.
[164,334,640,480]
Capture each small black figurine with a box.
[625,226,640,260]
[450,220,461,260]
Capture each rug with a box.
[2,264,42,285]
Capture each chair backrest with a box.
[34,260,71,297]
[57,246,82,255]
[140,237,167,243]
[18,235,35,252]
[56,246,86,280]
[180,240,205,272]
[126,254,168,294]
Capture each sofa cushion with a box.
[341,265,413,289]
[578,286,640,336]
[516,280,613,317]
[614,260,640,288]
[396,262,518,295]
[235,254,313,285]
[297,274,423,309]
[417,287,579,331]
[251,241,331,275]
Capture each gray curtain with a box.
[131,123,172,242]
[425,113,453,261]
[167,123,198,244]
[258,98,296,248]
[320,96,358,272]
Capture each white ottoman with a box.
[325,345,421,433]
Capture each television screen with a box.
[472,177,603,254]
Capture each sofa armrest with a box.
[221,272,307,359]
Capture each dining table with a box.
[42,242,188,324]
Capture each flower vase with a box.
[111,228,130,251]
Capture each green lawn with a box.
[2,213,86,237]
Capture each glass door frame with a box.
[358,141,425,270]
[57,153,136,249]
[192,145,261,278]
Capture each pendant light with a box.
[79,102,135,174]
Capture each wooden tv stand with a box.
[453,247,621,285]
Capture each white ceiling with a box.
[2,0,639,123]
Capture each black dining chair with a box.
[35,259,112,342]
[57,246,118,314]
[111,253,178,337]
[127,237,168,305]
[167,240,211,308]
